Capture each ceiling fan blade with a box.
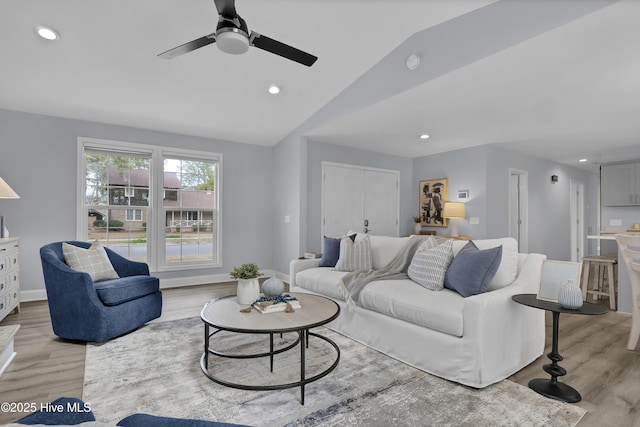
[214,0,238,18]
[158,34,216,59]
[250,32,317,67]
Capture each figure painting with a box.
[419,178,448,227]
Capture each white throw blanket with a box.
[339,236,425,309]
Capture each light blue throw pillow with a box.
[444,241,502,297]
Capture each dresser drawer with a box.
[8,285,19,308]
[8,253,18,272]
[6,268,19,287]
[0,295,8,319]
[0,238,19,321]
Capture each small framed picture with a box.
[537,260,582,302]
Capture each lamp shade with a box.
[0,177,20,199]
[442,201,465,219]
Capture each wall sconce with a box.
[442,201,466,237]
[551,175,558,184]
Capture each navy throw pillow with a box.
[444,242,502,297]
[319,236,341,267]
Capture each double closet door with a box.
[322,162,399,239]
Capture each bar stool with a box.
[581,254,618,310]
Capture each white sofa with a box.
[289,234,546,388]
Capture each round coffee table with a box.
[200,292,340,405]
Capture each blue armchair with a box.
[39,241,162,342]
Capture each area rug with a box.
[84,317,585,426]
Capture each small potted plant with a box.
[231,263,262,304]
[413,216,422,235]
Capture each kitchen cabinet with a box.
[602,162,640,206]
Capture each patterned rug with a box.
[84,317,585,426]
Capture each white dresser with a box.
[0,237,20,322]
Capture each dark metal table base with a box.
[201,325,340,405]
[528,378,581,403]
[530,311,580,403]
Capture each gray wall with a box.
[412,144,599,260]
[271,133,305,274]
[0,109,274,297]
[0,107,603,300]
[413,146,489,239]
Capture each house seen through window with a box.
[80,138,221,271]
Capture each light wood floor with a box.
[0,284,638,426]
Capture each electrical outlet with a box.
[470,217,480,225]
[610,219,622,226]
[284,215,291,224]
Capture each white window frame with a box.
[126,209,143,221]
[77,137,223,272]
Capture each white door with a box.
[322,164,364,238]
[322,163,399,238]
[364,170,398,236]
[509,169,528,253]
[570,180,585,262]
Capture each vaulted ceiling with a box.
[1,0,638,172]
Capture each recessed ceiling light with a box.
[35,25,60,41]
[419,134,430,139]
[268,85,280,94]
[578,158,588,163]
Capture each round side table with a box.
[512,293,607,403]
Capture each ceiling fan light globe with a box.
[216,30,249,55]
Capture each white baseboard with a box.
[21,270,290,302]
[21,289,48,302]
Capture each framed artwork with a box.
[537,260,582,302]
[419,178,448,227]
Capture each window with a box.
[162,156,219,266]
[126,209,143,221]
[78,138,222,271]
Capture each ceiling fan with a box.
[158,0,318,67]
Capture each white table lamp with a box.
[0,177,20,238]
[442,201,466,237]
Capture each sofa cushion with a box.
[295,267,349,301]
[445,241,502,297]
[368,235,410,269]
[63,240,119,282]
[319,236,341,267]
[335,234,372,272]
[359,279,464,337]
[94,275,160,306]
[472,238,518,290]
[407,237,453,291]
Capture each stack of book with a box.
[252,294,302,314]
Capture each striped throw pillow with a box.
[407,237,454,291]
[335,234,373,272]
